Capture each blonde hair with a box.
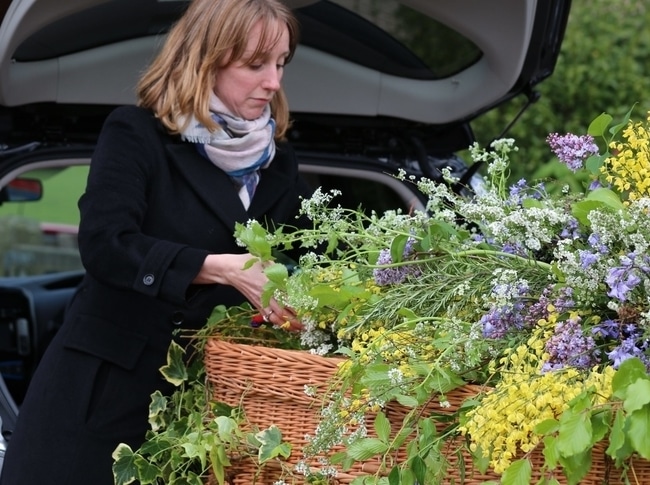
[137,0,299,140]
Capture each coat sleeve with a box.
[77,107,209,304]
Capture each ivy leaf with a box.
[112,444,139,485]
[147,391,169,432]
[256,425,292,463]
[500,458,532,485]
[209,445,228,485]
[134,456,161,484]
[159,340,188,387]
[373,411,391,442]
[214,415,238,441]
[627,408,650,459]
[346,438,389,461]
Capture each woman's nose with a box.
[262,66,282,91]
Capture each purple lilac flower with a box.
[480,283,529,339]
[373,238,421,286]
[543,317,598,371]
[480,305,525,339]
[546,133,599,172]
[524,286,575,328]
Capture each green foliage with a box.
[470,0,650,184]
[111,339,295,485]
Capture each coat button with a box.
[143,274,155,286]
[171,311,184,326]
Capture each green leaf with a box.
[264,262,289,285]
[159,340,188,387]
[346,438,389,461]
[112,444,139,485]
[590,410,610,443]
[534,418,559,435]
[608,104,636,137]
[584,153,607,175]
[587,112,613,138]
[542,435,559,469]
[623,378,650,412]
[214,415,237,441]
[256,425,292,463]
[627,408,650,459]
[390,234,409,263]
[388,466,400,485]
[612,357,648,399]
[585,187,625,211]
[394,394,419,408]
[409,455,426,485]
[134,457,161,484]
[427,220,458,244]
[500,458,532,485]
[373,411,391,443]
[147,391,169,432]
[606,409,627,459]
[558,449,591,485]
[557,410,593,456]
[234,221,273,260]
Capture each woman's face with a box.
[213,20,290,121]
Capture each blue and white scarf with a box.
[180,93,276,209]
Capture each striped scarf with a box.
[180,93,276,209]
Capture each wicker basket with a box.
[204,339,649,484]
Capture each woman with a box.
[0,0,309,483]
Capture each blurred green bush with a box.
[470,0,650,185]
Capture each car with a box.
[0,0,571,454]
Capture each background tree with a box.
[471,0,650,184]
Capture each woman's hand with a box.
[193,253,303,331]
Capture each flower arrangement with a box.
[232,107,650,483]
[114,108,650,485]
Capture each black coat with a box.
[0,106,313,485]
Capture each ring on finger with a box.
[262,310,274,323]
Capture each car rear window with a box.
[298,0,482,79]
[13,0,480,81]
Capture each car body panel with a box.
[0,0,570,124]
